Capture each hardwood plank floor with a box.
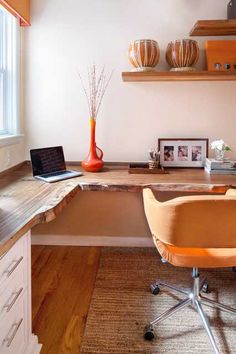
[32,245,101,354]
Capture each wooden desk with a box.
[0,162,236,256]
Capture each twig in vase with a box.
[78,71,92,117]
[78,65,113,120]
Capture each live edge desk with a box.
[0,163,236,353]
[1,162,236,257]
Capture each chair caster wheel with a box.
[150,284,160,295]
[202,283,210,294]
[232,267,236,273]
[144,325,155,341]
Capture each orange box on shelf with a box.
[205,40,236,71]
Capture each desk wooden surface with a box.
[0,162,236,256]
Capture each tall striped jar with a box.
[166,39,199,71]
[128,39,160,72]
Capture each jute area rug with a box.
[80,247,236,354]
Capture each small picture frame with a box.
[158,138,209,168]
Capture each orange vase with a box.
[82,118,104,172]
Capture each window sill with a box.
[0,134,24,147]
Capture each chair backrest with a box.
[143,188,236,248]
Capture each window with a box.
[0,6,20,145]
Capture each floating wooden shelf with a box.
[190,19,236,36]
[122,71,236,82]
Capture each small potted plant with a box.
[148,148,160,169]
[211,139,231,161]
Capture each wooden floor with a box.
[32,245,101,354]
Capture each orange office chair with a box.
[143,188,236,354]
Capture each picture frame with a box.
[158,138,209,168]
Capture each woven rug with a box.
[80,248,236,354]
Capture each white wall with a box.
[24,0,236,162]
[0,143,24,172]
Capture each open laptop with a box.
[30,146,83,183]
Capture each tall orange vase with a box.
[82,118,104,172]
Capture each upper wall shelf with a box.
[122,71,236,82]
[190,19,236,36]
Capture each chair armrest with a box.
[142,188,176,245]
[226,188,236,197]
[142,188,162,204]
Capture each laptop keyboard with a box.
[41,170,70,178]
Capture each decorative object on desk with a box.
[128,39,160,72]
[205,40,236,71]
[205,157,236,174]
[210,139,231,161]
[158,138,208,168]
[148,147,160,169]
[228,0,236,19]
[166,39,199,71]
[148,160,158,169]
[79,65,113,172]
[128,163,167,174]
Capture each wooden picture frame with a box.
[158,138,209,168]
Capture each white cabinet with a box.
[0,232,41,354]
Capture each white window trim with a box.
[0,7,23,147]
[0,133,23,147]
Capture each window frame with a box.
[0,6,22,147]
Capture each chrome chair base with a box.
[145,268,236,354]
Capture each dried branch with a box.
[78,71,92,117]
[95,69,113,118]
[78,65,113,120]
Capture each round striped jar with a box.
[166,39,199,71]
[128,39,160,72]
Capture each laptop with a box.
[30,146,83,183]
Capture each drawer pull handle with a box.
[3,287,23,312]
[5,256,23,278]
[3,318,23,347]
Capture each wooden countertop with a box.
[1,162,236,257]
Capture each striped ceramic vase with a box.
[166,39,199,71]
[128,39,160,72]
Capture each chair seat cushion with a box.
[155,239,236,268]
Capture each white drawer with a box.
[0,268,25,320]
[0,236,27,292]
[0,291,27,354]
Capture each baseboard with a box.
[25,334,42,354]
[31,234,154,247]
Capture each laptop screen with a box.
[30,146,66,176]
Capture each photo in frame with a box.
[158,138,209,168]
